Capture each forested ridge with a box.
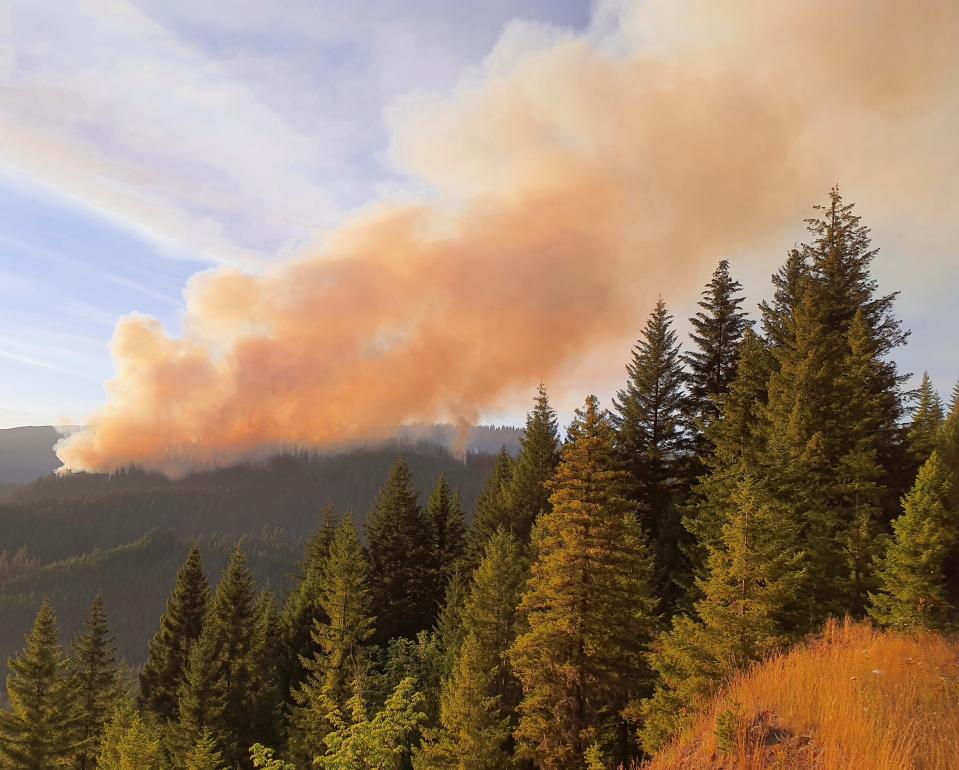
[1,189,957,769]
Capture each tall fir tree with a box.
[759,247,810,350]
[467,447,514,561]
[251,591,284,755]
[70,595,120,770]
[501,385,561,543]
[612,298,689,607]
[415,530,528,770]
[684,260,750,441]
[292,514,375,762]
[908,371,945,467]
[0,600,79,769]
[140,545,210,724]
[425,475,467,603]
[640,475,806,753]
[367,459,433,642]
[176,628,228,764]
[279,506,338,707]
[869,452,958,631]
[178,544,262,769]
[510,396,658,770]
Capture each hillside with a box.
[0,442,498,666]
[0,426,63,483]
[644,620,959,770]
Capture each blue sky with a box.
[1,0,956,431]
[0,0,592,426]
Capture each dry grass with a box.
[643,619,959,770]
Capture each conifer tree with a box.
[759,247,809,349]
[97,700,163,770]
[426,475,467,599]
[367,459,433,642]
[430,565,471,681]
[612,298,688,605]
[251,591,284,754]
[183,728,225,770]
[467,447,514,559]
[501,385,561,542]
[70,595,120,770]
[950,381,959,418]
[292,514,375,761]
[0,599,79,769]
[140,545,210,724]
[908,372,945,466]
[640,475,805,753]
[178,544,260,768]
[511,396,658,770]
[869,452,957,631]
[415,530,528,769]
[684,260,750,438]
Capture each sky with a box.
[0,1,957,471]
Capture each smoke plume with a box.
[57,0,959,476]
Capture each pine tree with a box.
[908,372,945,466]
[510,396,658,770]
[759,247,809,350]
[640,475,806,753]
[367,459,433,642]
[70,595,119,770]
[869,452,957,631]
[183,728,225,770]
[97,700,163,770]
[467,447,514,560]
[684,260,750,438]
[501,385,561,542]
[251,591,284,755]
[426,475,467,600]
[178,544,260,769]
[950,381,959,417]
[140,545,210,724]
[612,298,688,606]
[292,514,375,761]
[415,530,528,769]
[0,599,79,769]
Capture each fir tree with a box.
[292,514,375,761]
[279,506,337,703]
[367,459,433,642]
[70,595,119,770]
[426,475,467,600]
[640,475,806,753]
[431,566,471,680]
[183,728,225,770]
[869,452,958,631]
[759,247,809,350]
[501,385,561,542]
[176,629,227,762]
[611,298,688,606]
[415,530,528,769]
[140,545,210,724]
[97,700,163,770]
[251,591,284,755]
[0,599,79,769]
[684,260,750,437]
[908,372,945,466]
[511,396,658,769]
[467,447,514,560]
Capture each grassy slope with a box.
[645,620,959,770]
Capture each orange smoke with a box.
[57,0,959,476]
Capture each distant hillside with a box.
[644,620,959,770]
[0,442,498,667]
[0,426,63,483]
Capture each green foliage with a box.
[183,728,225,770]
[425,475,467,599]
[0,599,79,769]
[511,396,658,770]
[367,460,434,642]
[500,384,562,544]
[249,744,295,770]
[70,595,120,770]
[97,700,164,770]
[140,545,210,724]
[468,447,514,558]
[314,677,426,770]
[869,452,957,630]
[908,372,945,467]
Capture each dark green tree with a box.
[426,475,467,600]
[467,447,514,561]
[367,459,433,642]
[70,595,119,770]
[869,452,957,631]
[140,545,210,724]
[511,396,658,769]
[684,260,750,439]
[759,247,809,350]
[908,371,945,467]
[501,385,561,543]
[0,600,79,769]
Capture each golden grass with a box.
[643,619,959,770]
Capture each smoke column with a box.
[57,0,959,476]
